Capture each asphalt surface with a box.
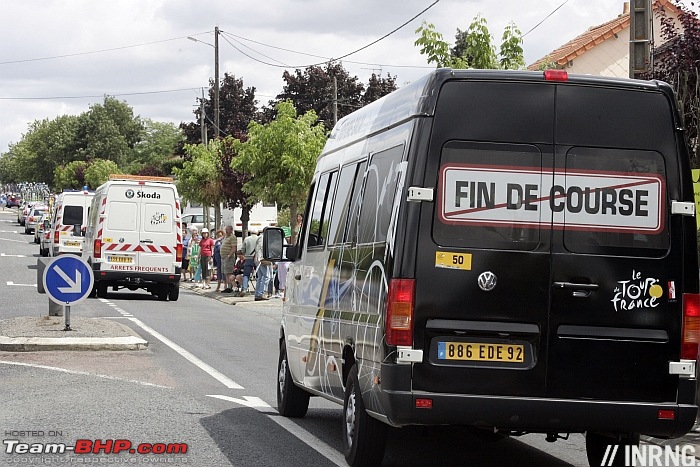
[2,255,699,461]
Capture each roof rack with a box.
[108,174,174,183]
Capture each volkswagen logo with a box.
[125,189,134,199]
[478,271,497,292]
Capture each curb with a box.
[0,335,148,351]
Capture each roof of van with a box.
[323,68,675,153]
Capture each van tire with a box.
[277,340,310,417]
[96,283,108,299]
[168,284,180,302]
[343,364,387,467]
[157,284,169,301]
[585,432,639,467]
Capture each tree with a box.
[84,159,121,189]
[415,15,525,70]
[653,2,700,166]
[180,73,258,147]
[362,73,398,106]
[54,161,88,190]
[272,62,365,128]
[129,119,183,176]
[233,100,327,228]
[75,96,144,166]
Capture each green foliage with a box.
[415,16,524,70]
[534,55,559,71]
[499,22,526,70]
[233,100,327,219]
[174,142,222,206]
[85,159,121,189]
[54,161,88,190]
[129,119,183,175]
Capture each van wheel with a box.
[343,364,387,467]
[96,283,108,299]
[168,284,180,302]
[157,284,169,301]
[277,340,310,417]
[586,432,639,467]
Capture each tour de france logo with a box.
[611,270,664,312]
[125,189,135,199]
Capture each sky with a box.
[0,0,636,155]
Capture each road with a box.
[0,208,590,466]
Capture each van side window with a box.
[307,171,337,248]
[329,163,361,244]
[344,161,368,243]
[358,145,404,244]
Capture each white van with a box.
[83,175,182,301]
[49,189,95,257]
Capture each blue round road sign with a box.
[43,256,95,305]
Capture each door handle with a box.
[294,274,302,280]
[553,282,599,291]
[553,281,599,298]
[140,239,153,244]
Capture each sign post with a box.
[42,256,94,331]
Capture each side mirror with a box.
[262,227,285,261]
[285,244,299,261]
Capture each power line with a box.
[522,0,570,37]
[0,87,201,100]
[220,0,441,69]
[0,33,210,66]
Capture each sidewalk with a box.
[178,280,284,306]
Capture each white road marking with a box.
[1,253,26,256]
[207,394,345,466]
[0,237,31,244]
[0,360,171,389]
[6,282,37,287]
[127,316,244,389]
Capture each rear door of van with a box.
[103,183,177,273]
[412,77,691,404]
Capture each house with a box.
[528,0,682,77]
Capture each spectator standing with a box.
[181,223,191,282]
[239,229,258,297]
[199,228,215,290]
[213,229,224,291]
[189,230,201,284]
[254,231,272,301]
[219,226,236,293]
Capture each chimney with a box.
[623,2,630,15]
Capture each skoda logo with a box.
[478,271,497,292]
[125,189,134,199]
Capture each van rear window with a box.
[63,206,83,226]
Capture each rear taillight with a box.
[94,239,102,260]
[386,279,415,346]
[28,216,34,222]
[53,230,59,244]
[681,293,700,360]
[176,243,183,262]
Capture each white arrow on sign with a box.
[52,264,82,293]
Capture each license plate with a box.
[65,241,81,247]
[108,255,133,264]
[437,342,524,363]
[435,251,472,270]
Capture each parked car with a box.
[6,194,21,208]
[39,216,53,257]
[34,213,50,244]
[181,213,217,232]
[25,205,47,234]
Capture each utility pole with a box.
[629,0,652,79]
[214,26,220,140]
[333,76,338,126]
[200,88,207,146]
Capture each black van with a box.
[268,69,700,467]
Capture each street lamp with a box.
[187,27,220,140]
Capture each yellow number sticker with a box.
[103,238,113,243]
[435,251,472,270]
